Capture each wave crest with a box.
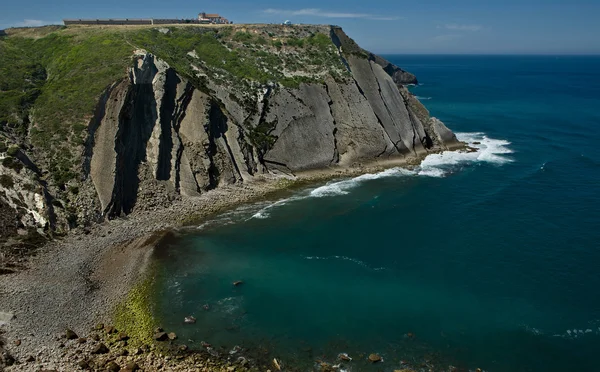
[245,132,513,219]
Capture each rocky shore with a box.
[0,155,469,371]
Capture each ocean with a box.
[152,55,600,371]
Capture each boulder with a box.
[184,316,196,324]
[338,353,352,361]
[125,362,140,371]
[78,360,89,369]
[154,332,168,341]
[167,332,177,340]
[65,328,78,340]
[368,353,382,363]
[92,343,109,354]
[106,361,121,372]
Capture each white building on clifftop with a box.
[198,12,230,24]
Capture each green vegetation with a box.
[0,28,132,188]
[114,275,157,345]
[0,25,348,188]
[0,174,14,188]
[6,145,19,157]
[249,120,278,154]
[2,157,23,172]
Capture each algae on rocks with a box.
[113,274,157,346]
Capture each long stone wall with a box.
[63,19,212,26]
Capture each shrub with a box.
[2,157,23,172]
[6,145,19,156]
[0,174,14,188]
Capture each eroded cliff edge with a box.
[0,24,461,260]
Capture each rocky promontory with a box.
[0,23,465,371]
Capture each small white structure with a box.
[283,20,292,25]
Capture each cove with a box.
[151,55,600,372]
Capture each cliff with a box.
[0,24,460,260]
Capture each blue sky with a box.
[1,0,599,54]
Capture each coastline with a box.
[0,149,462,370]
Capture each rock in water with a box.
[273,358,282,370]
[154,332,168,341]
[184,316,196,324]
[167,332,177,340]
[368,353,382,363]
[233,280,243,286]
[338,353,352,361]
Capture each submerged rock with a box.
[368,353,382,363]
[184,316,196,324]
[154,332,168,341]
[338,353,352,361]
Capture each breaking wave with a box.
[304,255,386,271]
[416,96,432,100]
[244,132,513,219]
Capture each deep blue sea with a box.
[153,55,600,371]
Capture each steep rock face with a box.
[84,27,461,218]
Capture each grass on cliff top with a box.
[0,25,346,188]
[0,27,133,186]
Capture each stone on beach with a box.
[92,342,109,354]
[65,328,78,340]
[106,360,121,371]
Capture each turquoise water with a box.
[154,56,600,371]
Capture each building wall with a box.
[63,19,212,26]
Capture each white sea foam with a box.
[417,132,514,178]
[246,132,513,220]
[249,195,306,220]
[309,167,416,198]
[304,255,386,271]
[415,96,432,100]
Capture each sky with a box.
[1,0,599,54]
